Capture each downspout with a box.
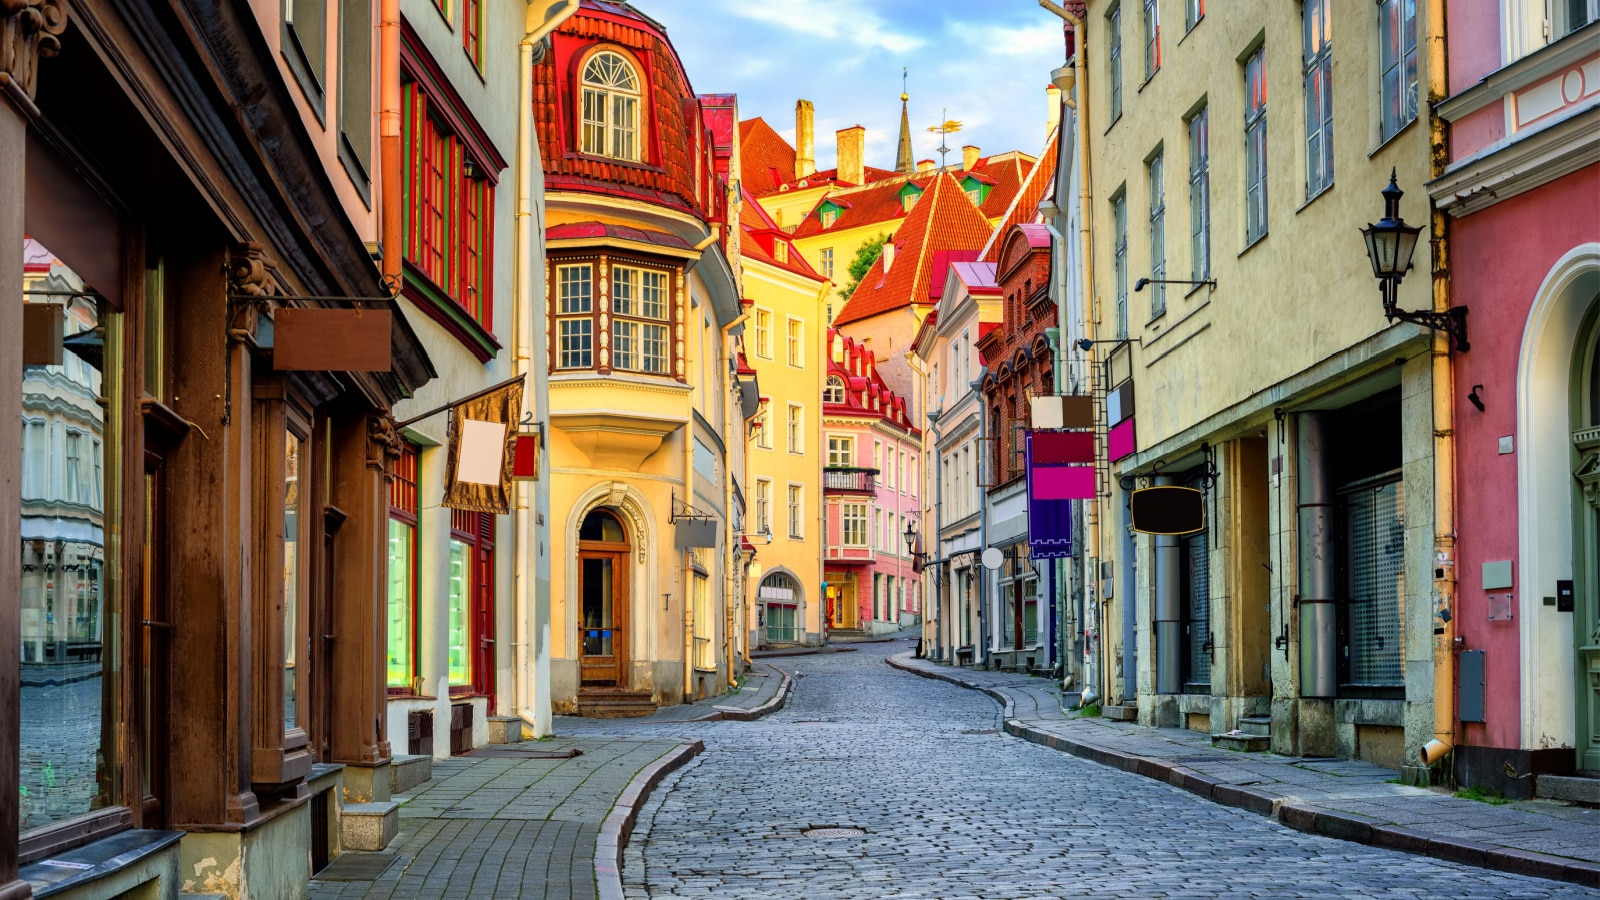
[379,0,401,283]
[1421,0,1457,773]
[1039,0,1100,703]
[515,0,578,737]
[973,379,988,665]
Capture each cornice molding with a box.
[0,0,65,115]
[1429,104,1600,217]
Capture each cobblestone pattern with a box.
[603,639,1597,899]
[310,736,689,900]
[892,651,1600,882]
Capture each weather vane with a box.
[926,108,963,171]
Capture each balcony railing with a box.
[823,467,877,493]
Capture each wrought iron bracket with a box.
[670,493,714,523]
[1385,303,1469,353]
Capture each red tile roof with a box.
[981,130,1060,263]
[547,221,695,251]
[534,4,722,221]
[824,328,919,436]
[738,117,797,196]
[831,172,995,329]
[789,175,926,239]
[739,187,824,280]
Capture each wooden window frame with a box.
[448,510,495,700]
[547,253,679,378]
[250,379,313,789]
[578,47,645,162]
[387,443,420,693]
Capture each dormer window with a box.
[774,241,788,264]
[821,209,838,228]
[825,376,846,404]
[580,51,642,161]
[902,194,917,213]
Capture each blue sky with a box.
[647,0,1067,171]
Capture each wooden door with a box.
[471,516,495,706]
[578,551,629,686]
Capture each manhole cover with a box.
[962,728,999,735]
[803,827,866,838]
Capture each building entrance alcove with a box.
[575,508,654,717]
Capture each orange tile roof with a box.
[789,176,926,239]
[738,118,798,196]
[831,171,995,329]
[981,129,1061,263]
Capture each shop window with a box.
[285,430,304,728]
[403,80,494,332]
[580,50,642,162]
[19,241,120,834]
[1342,479,1405,687]
[387,444,419,688]
[449,510,495,695]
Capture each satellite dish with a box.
[981,547,1004,571]
[1130,486,1205,535]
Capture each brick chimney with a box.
[836,125,866,185]
[962,145,980,172]
[916,159,935,173]
[795,100,816,179]
[882,240,896,272]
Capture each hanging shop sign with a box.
[440,377,525,514]
[1024,432,1075,558]
[273,308,393,372]
[1129,485,1205,535]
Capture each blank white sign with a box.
[457,418,508,485]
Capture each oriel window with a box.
[580,50,643,162]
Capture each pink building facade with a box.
[1428,6,1599,793]
[822,330,924,637]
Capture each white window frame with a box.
[755,478,771,533]
[1108,4,1124,122]
[1188,106,1211,281]
[842,502,868,547]
[787,403,804,454]
[827,435,854,468]
[1148,152,1166,318]
[580,50,643,162]
[754,307,772,359]
[786,316,804,368]
[1244,45,1269,245]
[820,247,834,279]
[787,483,803,538]
[1112,188,1129,339]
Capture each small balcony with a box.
[824,467,877,494]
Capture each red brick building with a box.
[978,224,1055,487]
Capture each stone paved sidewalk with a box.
[309,735,699,900]
[554,660,792,726]
[889,652,1600,889]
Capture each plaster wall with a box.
[745,259,827,644]
[1449,167,1600,753]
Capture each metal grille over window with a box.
[1184,530,1211,688]
[1345,480,1404,686]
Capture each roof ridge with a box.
[979,124,1060,261]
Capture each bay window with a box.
[551,256,678,376]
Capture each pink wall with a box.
[1450,164,1600,750]
[1446,1,1503,95]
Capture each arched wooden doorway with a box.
[1570,297,1600,772]
[578,509,630,687]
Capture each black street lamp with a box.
[903,520,927,564]
[1360,170,1469,352]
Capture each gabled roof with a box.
[831,172,995,328]
[823,328,919,436]
[738,117,798,196]
[739,186,823,280]
[950,261,1000,295]
[790,175,926,238]
[981,128,1061,263]
[927,249,980,301]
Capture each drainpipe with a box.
[1039,0,1099,705]
[514,0,578,737]
[1421,0,1457,772]
[972,378,988,665]
[927,407,944,660]
[379,0,401,283]
[1296,413,1338,699]
[1154,476,1182,696]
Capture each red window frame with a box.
[463,0,481,69]
[388,444,420,694]
[449,509,496,707]
[403,80,493,331]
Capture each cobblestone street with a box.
[561,637,1596,900]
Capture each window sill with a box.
[386,689,439,701]
[1104,113,1122,136]
[20,828,182,899]
[1296,182,1335,214]
[401,264,500,362]
[1369,117,1418,158]
[1238,232,1268,259]
[1138,70,1159,93]
[1183,278,1212,299]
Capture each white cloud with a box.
[703,0,926,54]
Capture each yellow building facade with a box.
[740,197,831,646]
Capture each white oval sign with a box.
[981,547,1005,571]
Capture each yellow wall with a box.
[743,255,829,643]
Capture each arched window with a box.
[581,51,642,161]
[579,508,627,543]
[824,376,846,404]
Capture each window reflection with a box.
[285,432,302,729]
[20,237,118,831]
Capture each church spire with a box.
[896,68,914,175]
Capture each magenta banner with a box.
[1108,418,1136,463]
[1031,430,1095,465]
[1031,465,1096,500]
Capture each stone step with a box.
[391,754,432,794]
[578,689,657,718]
[1102,704,1138,722]
[1536,774,1600,806]
[1238,715,1272,738]
[1212,731,1270,752]
[342,801,400,851]
[486,715,524,744]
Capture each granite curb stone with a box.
[594,740,704,900]
[886,652,1600,889]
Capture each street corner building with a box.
[4,0,453,892]
[535,1,748,717]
